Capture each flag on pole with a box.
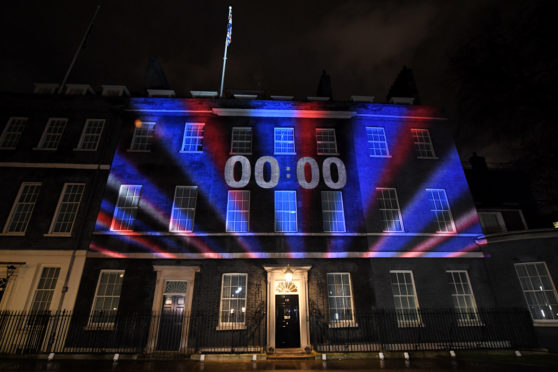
[226,6,232,46]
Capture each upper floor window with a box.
[515,262,558,322]
[48,183,86,235]
[129,121,155,151]
[76,119,105,151]
[478,209,527,234]
[321,191,346,232]
[111,185,142,231]
[275,190,297,232]
[447,270,479,324]
[327,273,355,325]
[181,123,205,153]
[219,273,247,328]
[376,188,404,232]
[274,127,295,154]
[230,127,252,154]
[316,128,338,155]
[411,128,436,159]
[37,118,67,150]
[426,189,456,233]
[3,182,41,235]
[0,117,28,149]
[366,127,390,157]
[226,190,250,232]
[90,270,124,325]
[169,186,198,232]
[29,267,60,312]
[390,270,421,327]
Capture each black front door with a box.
[275,294,300,348]
[156,294,185,350]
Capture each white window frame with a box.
[76,119,105,151]
[0,117,28,150]
[110,185,142,232]
[326,272,357,327]
[316,128,338,155]
[478,211,507,234]
[376,187,405,232]
[2,182,42,235]
[169,186,198,232]
[230,127,252,155]
[274,190,297,232]
[274,127,296,155]
[28,266,61,313]
[446,270,481,325]
[366,127,390,157]
[514,262,558,324]
[321,191,346,232]
[390,270,422,327]
[218,273,248,330]
[88,270,125,328]
[426,189,456,233]
[226,190,250,233]
[180,123,205,153]
[47,183,86,236]
[129,121,156,151]
[411,128,436,159]
[36,118,68,150]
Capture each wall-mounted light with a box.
[284,265,294,283]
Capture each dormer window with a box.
[65,84,94,95]
[101,85,130,97]
[33,83,58,95]
[147,89,176,98]
[389,97,414,105]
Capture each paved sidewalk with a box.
[1,357,557,372]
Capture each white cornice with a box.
[211,108,356,119]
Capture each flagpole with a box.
[219,6,232,98]
[58,5,101,94]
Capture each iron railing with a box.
[310,308,537,352]
[0,308,536,355]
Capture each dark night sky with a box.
[1,1,557,204]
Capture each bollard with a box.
[252,354,257,361]
[113,353,119,362]
[403,352,410,360]
[515,350,522,357]
[379,352,385,361]
[200,354,205,362]
[449,350,456,358]
[47,353,55,361]
[322,353,327,361]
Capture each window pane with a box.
[90,271,125,324]
[366,127,389,157]
[4,183,41,234]
[515,262,558,320]
[230,127,252,154]
[50,183,85,234]
[411,128,436,158]
[316,128,338,155]
[130,121,156,151]
[226,190,250,232]
[0,117,28,149]
[38,118,67,150]
[376,188,404,232]
[274,128,295,154]
[327,273,354,322]
[275,191,297,232]
[181,123,205,152]
[111,185,142,231]
[29,267,60,312]
[219,274,247,325]
[427,189,456,233]
[77,119,105,150]
[321,191,346,232]
[447,271,479,322]
[169,186,198,232]
[390,271,421,325]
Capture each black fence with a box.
[310,308,537,352]
[0,308,536,355]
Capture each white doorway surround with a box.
[146,265,199,353]
[264,265,311,353]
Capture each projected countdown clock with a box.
[224,156,346,189]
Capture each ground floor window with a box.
[390,270,421,327]
[447,270,479,323]
[326,273,355,325]
[29,267,60,312]
[218,273,247,329]
[515,262,558,321]
[89,270,125,326]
